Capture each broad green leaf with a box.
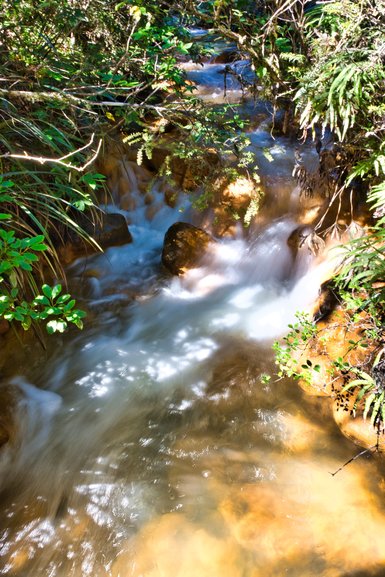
[51,284,62,300]
[46,319,67,334]
[42,284,53,299]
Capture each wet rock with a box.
[312,282,338,322]
[173,150,220,191]
[162,222,215,275]
[159,179,179,208]
[297,353,343,397]
[96,149,154,205]
[60,212,132,264]
[93,212,132,249]
[287,225,313,247]
[211,49,241,64]
[98,137,221,201]
[146,146,170,173]
[295,308,374,397]
[144,144,221,191]
[287,225,325,258]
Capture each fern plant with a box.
[341,349,385,430]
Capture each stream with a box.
[2,46,385,577]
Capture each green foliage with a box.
[192,0,385,184]
[0,0,202,334]
[1,0,384,346]
[273,312,318,383]
[334,173,385,319]
[293,1,385,141]
[0,165,98,332]
[0,177,88,333]
[173,1,385,435]
[0,283,86,333]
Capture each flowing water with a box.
[2,58,385,577]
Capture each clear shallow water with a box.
[1,63,385,577]
[180,60,256,103]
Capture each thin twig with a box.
[329,444,378,476]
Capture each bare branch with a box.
[0,87,172,113]
[0,134,103,172]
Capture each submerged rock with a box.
[162,222,215,275]
[111,512,244,577]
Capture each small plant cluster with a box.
[273,306,385,431]
[0,199,86,334]
[0,170,97,334]
[0,283,86,335]
[273,311,319,384]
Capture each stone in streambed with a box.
[61,211,132,264]
[93,212,133,249]
[162,222,215,275]
[211,49,241,64]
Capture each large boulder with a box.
[162,222,215,275]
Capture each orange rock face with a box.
[291,303,385,450]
